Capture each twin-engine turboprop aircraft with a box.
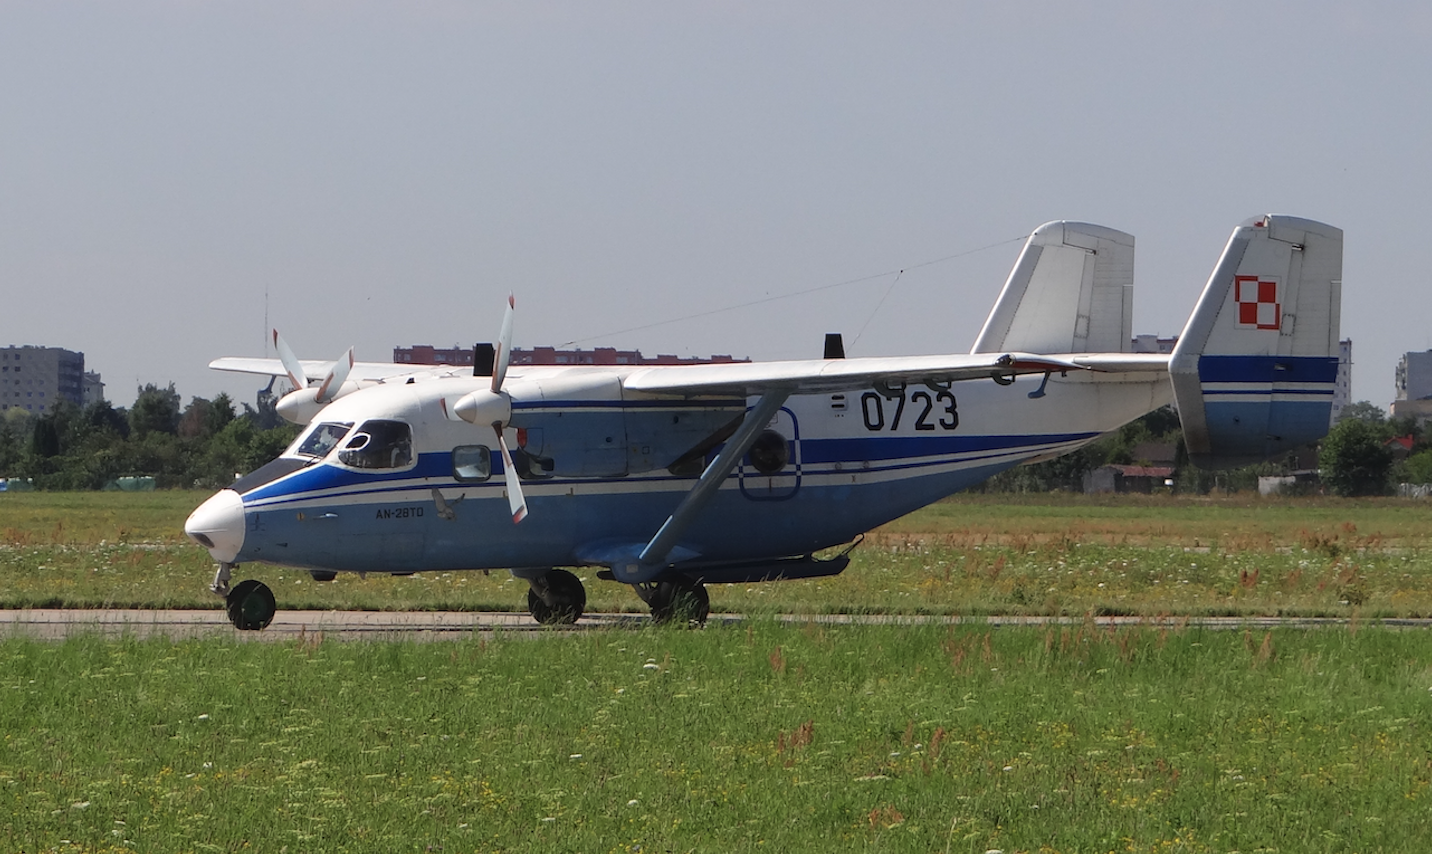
[186,215,1344,630]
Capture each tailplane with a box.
[972,221,1134,355]
[1171,215,1343,468]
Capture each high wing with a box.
[209,357,433,383]
[622,351,1092,397]
[1066,353,1172,372]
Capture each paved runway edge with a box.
[4,609,1431,641]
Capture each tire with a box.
[650,578,710,626]
[226,579,277,631]
[527,568,586,625]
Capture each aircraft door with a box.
[738,406,801,500]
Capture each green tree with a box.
[178,397,214,440]
[208,392,236,434]
[129,383,181,438]
[1319,418,1393,496]
[1337,400,1386,424]
[85,400,130,440]
[1398,449,1432,485]
[31,415,60,458]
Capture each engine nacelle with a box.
[275,382,362,424]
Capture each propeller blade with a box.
[315,347,355,403]
[492,294,515,394]
[493,424,528,524]
[272,330,308,390]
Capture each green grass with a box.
[4,491,1432,616]
[4,621,1431,852]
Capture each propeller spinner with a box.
[273,330,357,425]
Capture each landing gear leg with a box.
[226,579,277,631]
[210,562,234,597]
[525,569,587,625]
[641,577,711,626]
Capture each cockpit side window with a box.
[294,422,353,459]
[338,419,414,470]
[452,445,492,482]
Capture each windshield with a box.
[338,419,414,470]
[293,421,353,459]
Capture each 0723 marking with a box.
[860,390,958,432]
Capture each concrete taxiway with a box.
[3,609,1430,642]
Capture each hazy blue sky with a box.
[3,1,1427,409]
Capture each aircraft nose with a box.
[184,489,246,563]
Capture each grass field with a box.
[3,491,1432,618]
[4,492,1432,852]
[4,620,1431,853]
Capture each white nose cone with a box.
[184,489,246,563]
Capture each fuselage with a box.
[192,364,1172,576]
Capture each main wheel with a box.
[526,569,587,625]
[226,579,276,631]
[650,577,710,626]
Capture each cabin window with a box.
[338,419,414,470]
[747,430,790,475]
[294,421,353,458]
[452,445,492,482]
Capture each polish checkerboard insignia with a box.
[1235,275,1280,330]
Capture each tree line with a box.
[980,402,1432,497]
[1,388,1426,496]
[0,384,300,491]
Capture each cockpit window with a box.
[452,445,492,482]
[294,422,353,458]
[338,419,414,470]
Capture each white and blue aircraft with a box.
[185,214,1343,630]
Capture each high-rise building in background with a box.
[0,345,102,414]
[1330,339,1352,425]
[1391,349,1432,424]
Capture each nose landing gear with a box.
[210,562,277,631]
[226,579,277,631]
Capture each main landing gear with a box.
[636,576,711,626]
[211,562,277,631]
[525,568,587,625]
[523,568,712,626]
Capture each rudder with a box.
[1171,215,1343,468]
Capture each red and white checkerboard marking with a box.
[1235,275,1280,330]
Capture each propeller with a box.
[272,330,358,424]
[273,329,307,390]
[454,297,527,524]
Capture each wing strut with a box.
[614,390,791,583]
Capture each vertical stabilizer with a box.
[1171,215,1343,468]
[972,221,1134,355]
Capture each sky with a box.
[3,1,1428,410]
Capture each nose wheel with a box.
[225,579,277,631]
